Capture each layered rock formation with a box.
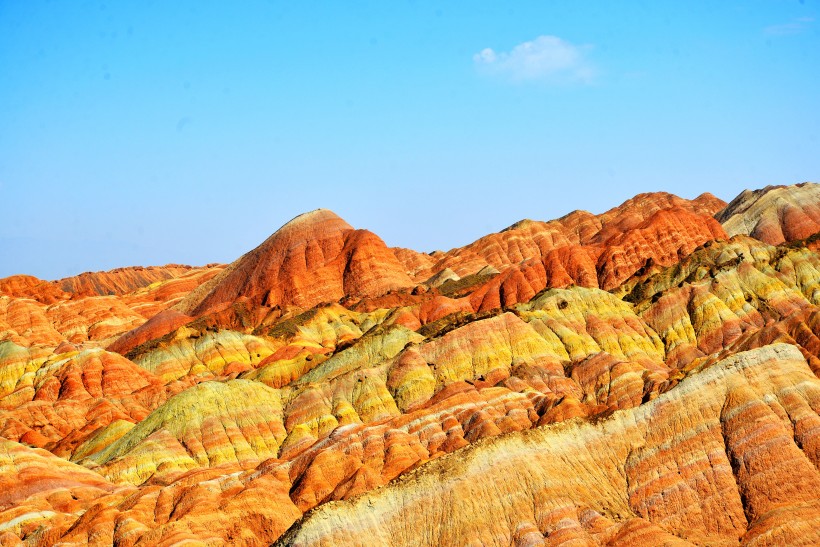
[418,192,728,302]
[0,342,167,458]
[717,182,820,244]
[1,182,820,546]
[278,344,820,547]
[0,265,222,348]
[180,210,415,316]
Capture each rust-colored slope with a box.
[180,210,415,318]
[0,265,218,304]
[0,266,222,349]
[581,191,725,244]
[0,275,69,304]
[118,264,224,318]
[359,193,728,319]
[424,192,725,279]
[451,192,725,313]
[55,264,207,297]
[0,342,167,458]
[278,344,820,547]
[717,182,820,244]
[595,206,727,290]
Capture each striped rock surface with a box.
[277,344,820,547]
[717,182,820,244]
[1,185,820,546]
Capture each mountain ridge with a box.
[2,182,820,546]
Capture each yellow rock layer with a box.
[276,344,820,547]
[90,379,287,484]
[134,329,278,382]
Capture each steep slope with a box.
[277,344,820,547]
[717,182,820,244]
[5,184,820,547]
[0,343,167,458]
[0,438,119,543]
[179,209,415,318]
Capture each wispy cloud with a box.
[473,35,595,84]
[764,16,814,36]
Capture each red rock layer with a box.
[0,275,69,304]
[717,182,820,244]
[182,210,415,317]
[595,206,728,290]
[0,345,167,457]
[460,209,726,312]
[55,264,207,297]
[424,191,725,276]
[350,194,728,321]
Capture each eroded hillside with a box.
[2,182,820,546]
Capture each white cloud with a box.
[473,35,594,83]
[764,16,814,36]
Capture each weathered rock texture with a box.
[0,343,167,458]
[717,182,820,244]
[0,265,222,348]
[418,192,729,311]
[180,209,415,317]
[278,344,820,547]
[2,183,820,546]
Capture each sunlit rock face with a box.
[277,345,820,547]
[179,209,416,317]
[717,182,820,244]
[2,183,820,546]
[0,343,167,458]
[420,192,729,312]
[0,265,222,348]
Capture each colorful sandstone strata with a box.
[1,182,820,546]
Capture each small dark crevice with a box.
[720,398,753,531]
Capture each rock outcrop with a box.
[0,343,167,458]
[717,182,820,244]
[2,184,820,546]
[180,210,415,317]
[278,344,820,547]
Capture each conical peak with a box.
[502,218,539,232]
[253,209,355,252]
[283,209,350,229]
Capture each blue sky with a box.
[1,1,818,279]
